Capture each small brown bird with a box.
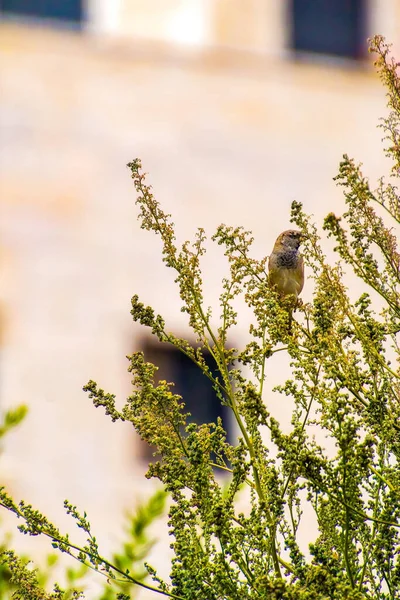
[268,230,304,328]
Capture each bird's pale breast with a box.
[270,267,303,297]
[269,250,304,299]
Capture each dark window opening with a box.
[139,339,233,465]
[0,0,83,24]
[289,0,367,60]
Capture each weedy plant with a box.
[1,35,400,599]
[0,404,168,600]
[0,405,28,599]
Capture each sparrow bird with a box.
[268,230,304,328]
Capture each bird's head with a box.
[275,230,303,251]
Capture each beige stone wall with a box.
[89,0,400,56]
[0,10,398,596]
[210,0,285,53]
[130,0,209,44]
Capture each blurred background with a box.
[1,0,399,596]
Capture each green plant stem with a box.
[189,286,283,578]
[357,478,382,592]
[339,422,355,589]
[281,366,321,500]
[0,501,183,600]
[370,466,397,493]
[258,326,268,400]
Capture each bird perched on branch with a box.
[268,230,304,330]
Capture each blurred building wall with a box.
[0,1,399,596]
[90,0,400,57]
